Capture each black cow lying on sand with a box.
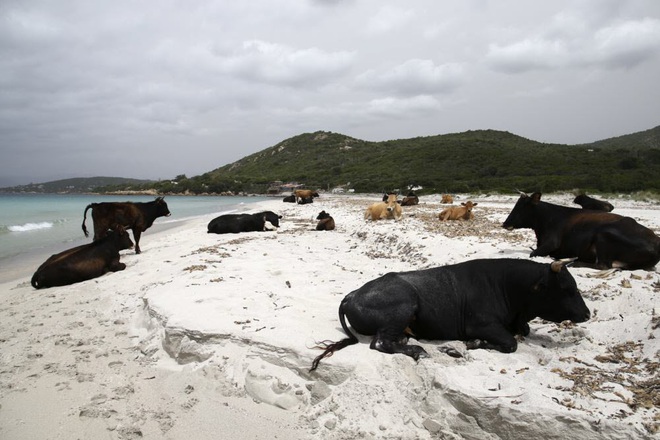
[310,259,590,371]
[207,211,282,234]
[573,194,614,212]
[82,197,171,254]
[503,192,660,270]
[316,211,335,231]
[283,195,296,203]
[31,229,134,289]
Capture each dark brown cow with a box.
[316,211,335,231]
[503,192,660,270]
[31,229,134,289]
[573,194,614,212]
[82,197,171,254]
[400,192,419,206]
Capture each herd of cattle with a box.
[28,191,660,372]
[306,190,660,370]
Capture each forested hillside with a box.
[7,126,660,195]
[0,177,153,194]
[143,126,660,194]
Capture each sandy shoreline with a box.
[1,193,658,439]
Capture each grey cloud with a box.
[0,0,658,185]
[365,5,415,34]
[488,16,660,73]
[591,18,660,68]
[355,60,465,96]
[218,40,356,87]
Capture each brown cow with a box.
[294,189,320,203]
[365,194,403,221]
[316,211,335,231]
[31,229,134,289]
[441,194,454,204]
[439,201,477,221]
[400,192,419,206]
[82,197,171,254]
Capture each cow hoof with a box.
[409,346,429,360]
[438,346,463,358]
[466,339,483,350]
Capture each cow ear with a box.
[531,193,542,204]
[461,202,466,206]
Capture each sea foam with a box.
[8,222,54,232]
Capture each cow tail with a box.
[309,300,358,372]
[81,203,94,237]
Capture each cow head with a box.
[109,228,134,250]
[531,260,590,324]
[573,194,586,205]
[385,193,398,212]
[155,197,172,217]
[502,192,541,230]
[262,211,282,228]
[263,219,276,231]
[461,201,477,212]
[316,211,331,220]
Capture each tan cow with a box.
[441,194,454,204]
[365,194,403,221]
[294,189,320,203]
[438,201,477,221]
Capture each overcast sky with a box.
[1,0,659,186]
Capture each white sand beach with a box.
[1,193,658,439]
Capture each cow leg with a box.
[511,316,530,336]
[132,230,142,254]
[530,237,562,257]
[109,261,127,272]
[370,331,429,360]
[368,318,429,360]
[465,325,518,353]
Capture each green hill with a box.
[152,126,660,194]
[18,126,660,195]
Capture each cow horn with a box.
[550,258,578,273]
[515,189,527,196]
[550,260,564,273]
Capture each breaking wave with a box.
[7,222,54,232]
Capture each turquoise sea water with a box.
[0,194,269,280]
